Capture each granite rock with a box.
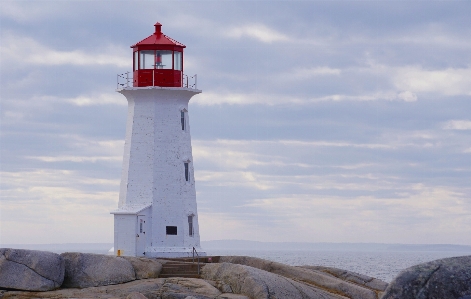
[219,255,382,299]
[160,277,222,298]
[1,278,221,299]
[0,248,64,291]
[121,256,162,279]
[202,262,345,299]
[126,292,148,299]
[381,255,471,299]
[302,265,388,291]
[61,252,136,288]
[216,294,249,299]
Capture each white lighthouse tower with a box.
[111,22,205,258]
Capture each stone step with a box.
[160,256,220,264]
[159,273,201,278]
[161,264,199,270]
[159,261,202,278]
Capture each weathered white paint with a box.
[111,86,205,257]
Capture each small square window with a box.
[166,226,177,235]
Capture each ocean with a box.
[204,249,470,282]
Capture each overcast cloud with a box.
[1,1,470,245]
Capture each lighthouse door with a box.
[136,215,146,256]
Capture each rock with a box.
[217,294,250,299]
[61,252,136,288]
[202,262,345,299]
[301,265,388,291]
[121,256,163,279]
[161,277,222,298]
[1,278,221,299]
[205,279,233,293]
[381,255,471,299]
[0,248,64,291]
[126,292,148,299]
[219,256,381,299]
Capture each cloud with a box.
[192,90,418,106]
[393,66,471,96]
[278,140,394,149]
[443,120,471,130]
[238,185,471,243]
[384,24,471,50]
[311,92,417,103]
[0,1,61,22]
[0,170,117,244]
[294,67,342,76]
[0,34,128,68]
[26,156,122,163]
[198,211,258,241]
[225,24,289,43]
[21,137,124,165]
[67,93,127,106]
[396,91,418,102]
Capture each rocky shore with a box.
[1,248,470,299]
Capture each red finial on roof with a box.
[154,22,162,35]
[131,22,186,48]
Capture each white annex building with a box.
[111,22,205,258]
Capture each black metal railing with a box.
[192,246,200,275]
[116,72,197,90]
[117,72,132,89]
[183,74,197,89]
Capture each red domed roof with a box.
[131,22,186,49]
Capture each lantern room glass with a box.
[155,50,172,69]
[138,50,181,70]
[140,51,154,69]
[134,51,138,71]
[174,51,182,71]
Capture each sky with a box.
[1,0,470,246]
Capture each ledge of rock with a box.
[218,255,384,299]
[2,278,228,299]
[0,248,64,291]
[202,262,345,299]
[2,251,469,299]
[381,255,471,299]
[301,265,388,292]
[120,256,162,279]
[61,252,136,288]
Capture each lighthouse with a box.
[111,22,205,258]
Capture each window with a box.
[134,51,138,71]
[139,50,173,70]
[166,226,177,235]
[181,111,185,130]
[174,51,182,71]
[184,162,190,181]
[139,51,154,69]
[188,215,194,236]
[155,50,172,69]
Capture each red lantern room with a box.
[131,22,185,87]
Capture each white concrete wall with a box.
[117,87,204,257]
